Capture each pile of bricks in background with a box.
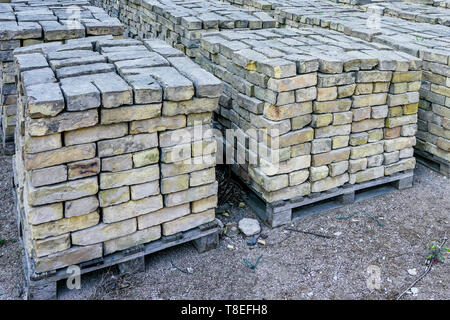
[326,0,399,6]
[398,0,450,8]
[13,37,222,298]
[197,27,419,225]
[221,0,450,19]
[90,0,276,58]
[0,0,123,154]
[270,0,449,175]
[363,1,450,26]
[314,0,450,11]
[218,0,340,11]
[218,0,276,11]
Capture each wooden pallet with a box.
[414,149,449,177]
[22,221,220,300]
[12,183,220,300]
[238,169,414,228]
[1,135,14,155]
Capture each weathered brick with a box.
[72,219,137,246]
[162,209,215,236]
[164,182,218,207]
[28,177,98,206]
[30,211,100,240]
[103,195,164,223]
[104,226,161,255]
[138,203,190,229]
[100,165,159,189]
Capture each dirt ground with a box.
[0,143,448,300]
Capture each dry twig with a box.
[396,235,448,300]
[285,227,335,239]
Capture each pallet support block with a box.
[118,256,146,274]
[268,209,293,228]
[340,186,356,205]
[192,232,219,253]
[393,174,414,190]
[25,279,57,300]
[193,221,221,253]
[117,245,146,274]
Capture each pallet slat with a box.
[240,169,414,228]
[415,149,449,177]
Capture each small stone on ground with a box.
[238,218,261,236]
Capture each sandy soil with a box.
[0,143,448,300]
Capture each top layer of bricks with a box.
[364,1,450,26]
[274,1,450,59]
[15,37,223,121]
[0,1,123,42]
[134,0,276,30]
[222,0,450,26]
[336,0,450,7]
[200,27,421,76]
[220,0,339,11]
[404,0,450,8]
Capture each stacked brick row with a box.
[90,0,276,58]
[0,0,123,152]
[218,0,275,11]
[363,1,450,26]
[327,0,399,5]
[220,0,340,12]
[197,27,419,203]
[402,0,450,8]
[271,1,450,171]
[13,37,222,274]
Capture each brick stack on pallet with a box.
[90,0,276,58]
[12,37,222,299]
[197,27,419,226]
[0,0,123,154]
[268,1,449,175]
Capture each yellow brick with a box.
[389,106,403,117]
[403,103,418,115]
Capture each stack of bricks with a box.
[90,0,276,58]
[13,37,222,276]
[197,27,420,204]
[0,0,123,153]
[267,0,449,173]
[349,60,420,181]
